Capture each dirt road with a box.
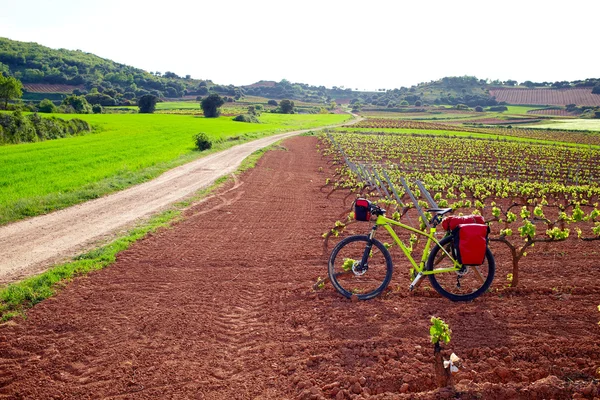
[0,117,359,284]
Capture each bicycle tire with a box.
[328,235,393,300]
[425,235,495,302]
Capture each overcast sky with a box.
[1,0,598,90]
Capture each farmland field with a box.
[345,117,600,147]
[489,87,600,106]
[22,83,85,93]
[529,118,600,132]
[527,108,576,116]
[1,135,598,398]
[0,112,350,224]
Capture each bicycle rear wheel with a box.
[328,235,393,300]
[425,235,495,302]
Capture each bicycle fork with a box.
[359,228,377,271]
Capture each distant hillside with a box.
[1,37,599,108]
[0,37,241,104]
[346,76,600,108]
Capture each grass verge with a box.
[0,145,275,322]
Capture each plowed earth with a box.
[1,137,599,399]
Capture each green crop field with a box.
[503,105,547,115]
[531,119,600,131]
[0,112,350,224]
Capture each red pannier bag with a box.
[354,198,371,221]
[452,223,489,265]
[442,215,485,231]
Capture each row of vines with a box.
[319,130,600,288]
[347,118,600,146]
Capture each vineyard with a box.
[320,130,600,288]
[527,109,577,116]
[346,118,600,147]
[489,87,600,106]
[321,131,600,199]
[22,83,84,93]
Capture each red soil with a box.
[1,137,599,399]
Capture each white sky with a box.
[1,0,598,91]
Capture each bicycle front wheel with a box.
[425,235,495,302]
[328,235,393,300]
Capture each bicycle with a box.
[327,200,495,302]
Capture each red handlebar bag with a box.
[452,223,489,265]
[354,198,371,221]
[442,215,485,231]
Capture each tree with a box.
[267,99,278,106]
[201,93,225,118]
[592,85,600,95]
[279,99,295,114]
[62,95,92,113]
[38,99,57,113]
[0,74,23,109]
[138,94,158,113]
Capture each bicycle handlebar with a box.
[370,203,386,216]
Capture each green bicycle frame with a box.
[371,214,461,276]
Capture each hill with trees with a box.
[0,37,240,105]
[1,37,599,108]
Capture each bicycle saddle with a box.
[426,207,452,216]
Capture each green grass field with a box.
[0,112,350,224]
[503,105,547,115]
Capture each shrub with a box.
[92,104,103,114]
[85,93,117,106]
[193,132,212,151]
[201,93,224,118]
[267,99,278,106]
[475,105,484,112]
[0,112,91,144]
[61,95,92,114]
[38,99,57,113]
[488,105,508,112]
[138,94,158,113]
[233,114,259,123]
[279,99,295,114]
